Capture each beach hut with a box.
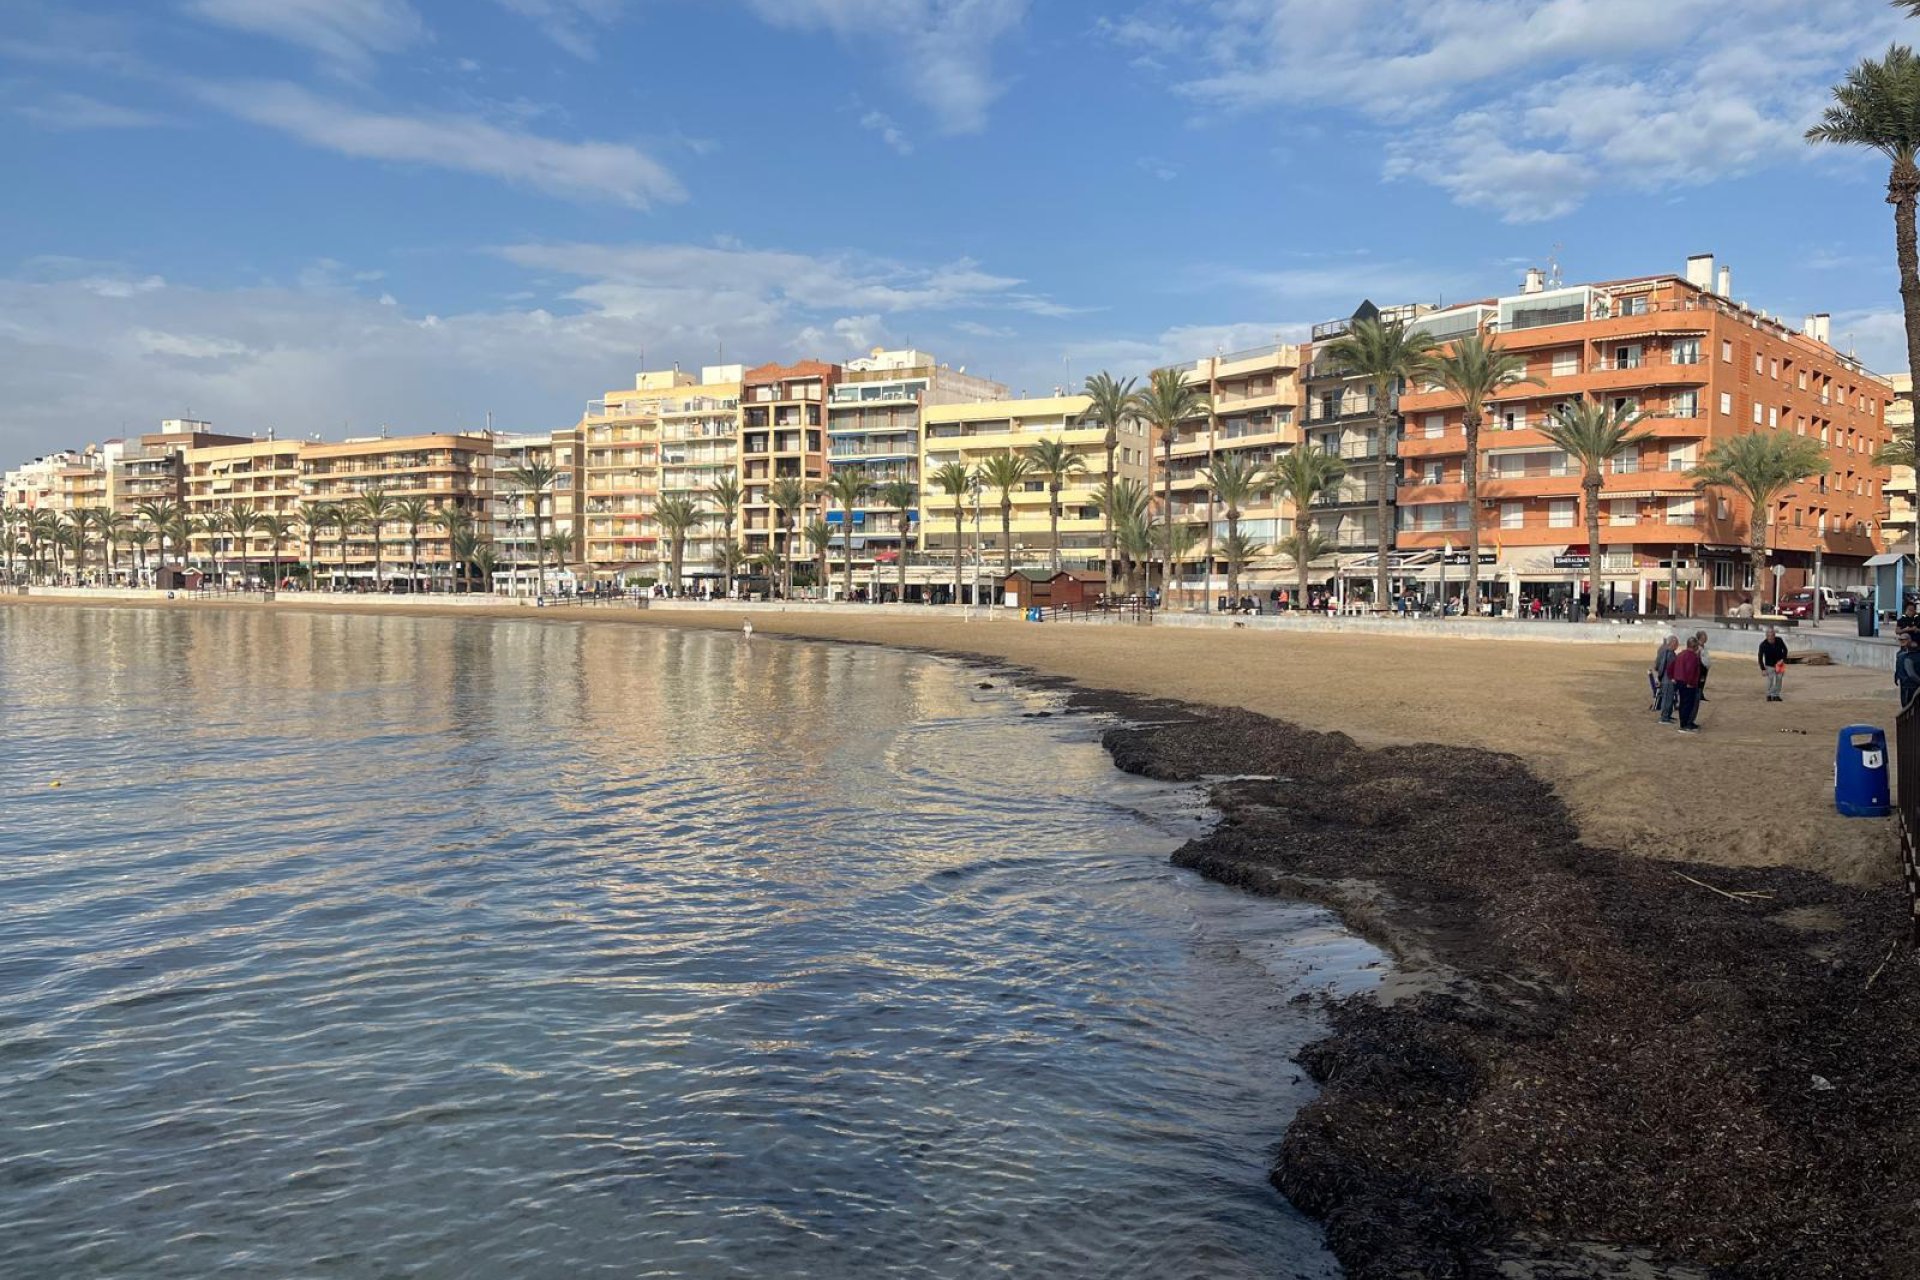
[1002,569,1108,611]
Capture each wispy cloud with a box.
[193,80,684,208]
[182,0,428,70]
[13,91,165,131]
[492,0,625,60]
[860,109,913,155]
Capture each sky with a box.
[0,0,1914,460]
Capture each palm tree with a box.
[541,531,573,591]
[1281,527,1336,607]
[357,489,395,593]
[1115,508,1157,595]
[803,518,833,596]
[27,510,59,579]
[718,542,748,598]
[1808,44,1920,401]
[1321,317,1440,610]
[1217,532,1264,604]
[1137,367,1211,596]
[135,501,182,573]
[68,508,102,580]
[822,466,870,602]
[1425,333,1542,612]
[301,502,341,590]
[702,475,737,602]
[1539,403,1655,621]
[127,526,153,583]
[1084,372,1142,584]
[1268,446,1350,607]
[434,505,473,593]
[1028,437,1087,573]
[203,510,232,587]
[878,478,918,602]
[164,514,193,581]
[53,519,79,579]
[393,497,432,591]
[1202,453,1266,604]
[976,451,1035,583]
[1162,520,1199,606]
[1689,429,1831,615]
[470,543,500,594]
[931,460,976,604]
[503,462,558,597]
[258,514,297,591]
[1100,477,1154,593]
[654,494,703,596]
[767,476,811,600]
[230,504,266,587]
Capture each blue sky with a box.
[0,0,1912,459]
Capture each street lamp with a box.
[969,478,983,610]
[1440,539,1452,616]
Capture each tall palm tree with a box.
[541,531,573,590]
[258,514,297,591]
[718,542,748,598]
[1162,520,1199,606]
[69,508,104,580]
[127,526,153,583]
[931,460,976,605]
[1322,317,1440,611]
[228,504,263,587]
[1268,446,1350,607]
[97,511,131,582]
[164,514,193,580]
[1217,531,1264,603]
[1202,453,1266,604]
[803,518,833,597]
[767,476,811,600]
[1084,372,1142,584]
[357,489,395,593]
[27,510,59,579]
[1425,333,1542,611]
[1137,367,1211,597]
[1688,428,1831,615]
[302,502,342,590]
[1281,527,1336,607]
[451,527,480,593]
[878,478,918,602]
[470,543,500,593]
[1028,437,1086,573]
[434,505,473,594]
[53,519,79,579]
[654,494,703,596]
[204,510,232,586]
[503,462,558,597]
[708,474,743,596]
[1100,477,1154,594]
[977,451,1035,583]
[135,500,181,573]
[1808,44,1920,399]
[822,466,870,602]
[393,497,432,591]
[1540,403,1657,621]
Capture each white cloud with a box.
[860,109,913,155]
[183,0,427,69]
[744,0,1027,133]
[76,274,168,299]
[134,329,254,361]
[1108,0,1911,222]
[13,91,165,130]
[492,0,625,60]
[193,80,684,208]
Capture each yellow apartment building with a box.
[299,432,494,587]
[577,369,696,575]
[494,428,583,590]
[182,436,305,578]
[657,364,744,586]
[920,394,1142,576]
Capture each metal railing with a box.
[1900,699,1920,944]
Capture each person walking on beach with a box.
[1897,632,1920,708]
[1652,635,1679,718]
[1693,631,1713,702]
[1758,627,1789,702]
[1670,636,1705,732]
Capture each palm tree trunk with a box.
[1891,157,1920,416]
[898,514,909,602]
[1103,439,1116,586]
[1001,501,1014,584]
[1754,516,1771,614]
[1299,532,1312,608]
[953,507,965,604]
[843,522,854,602]
[1050,486,1062,573]
[1585,471,1604,624]
[1464,410,1482,613]
[1374,399,1394,613]
[1160,432,1174,599]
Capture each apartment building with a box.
[1163,341,1308,590]
[657,365,744,586]
[920,395,1142,593]
[825,348,1007,594]
[107,420,249,519]
[741,360,838,580]
[578,370,696,575]
[493,428,583,589]
[299,432,494,586]
[1394,256,1893,614]
[182,436,305,575]
[1884,373,1915,563]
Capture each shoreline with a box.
[9,593,1919,1274]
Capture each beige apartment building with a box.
[657,365,743,586]
[182,436,305,576]
[493,428,583,590]
[1162,342,1309,592]
[300,432,494,587]
[920,394,1145,590]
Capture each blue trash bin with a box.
[1025,606,1043,622]
[1835,724,1892,817]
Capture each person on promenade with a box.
[1670,636,1706,733]
[1652,635,1679,717]
[1897,633,1920,708]
[1693,631,1713,702]
[1758,626,1789,702]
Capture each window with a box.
[1621,295,1649,316]
[1608,498,1637,526]
[1722,339,1734,363]
[1666,442,1697,470]
[1770,359,1780,379]
[1424,413,1445,438]
[1719,392,1733,416]
[1501,501,1524,530]
[1768,407,1778,428]
[1673,339,1702,365]
[1424,462,1443,484]
[1667,497,1697,525]
[1755,353,1764,374]
[1672,392,1701,419]
[1713,560,1737,590]
[1500,406,1527,431]
[1552,349,1580,376]
[1753,404,1763,424]
[1549,498,1576,528]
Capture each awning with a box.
[1866,552,1906,567]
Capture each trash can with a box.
[1835,724,1892,817]
[1859,610,1878,638]
[1025,606,1043,622]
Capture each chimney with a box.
[1813,313,1832,345]
[1685,254,1715,291]
[1716,265,1731,297]
[1522,267,1546,295]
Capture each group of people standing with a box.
[1650,625,1795,732]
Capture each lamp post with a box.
[969,478,983,611]
[1440,540,1451,617]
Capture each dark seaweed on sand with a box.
[1091,698,1920,1280]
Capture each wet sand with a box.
[10,593,1917,1275]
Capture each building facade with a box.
[1884,373,1915,565]
[182,436,306,576]
[299,432,494,586]
[1394,257,1892,614]
[493,428,583,590]
[741,360,838,582]
[657,365,744,586]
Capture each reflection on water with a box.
[0,607,1377,1278]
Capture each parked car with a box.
[1779,587,1842,619]
[1836,590,1866,614]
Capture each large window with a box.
[1501,502,1524,530]
[1548,499,1576,528]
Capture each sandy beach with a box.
[9,592,1916,1276]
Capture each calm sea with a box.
[0,606,1378,1278]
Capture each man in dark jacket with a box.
[1897,633,1920,709]
[1758,628,1789,702]
[1652,635,1679,718]
[1670,637,1705,732]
